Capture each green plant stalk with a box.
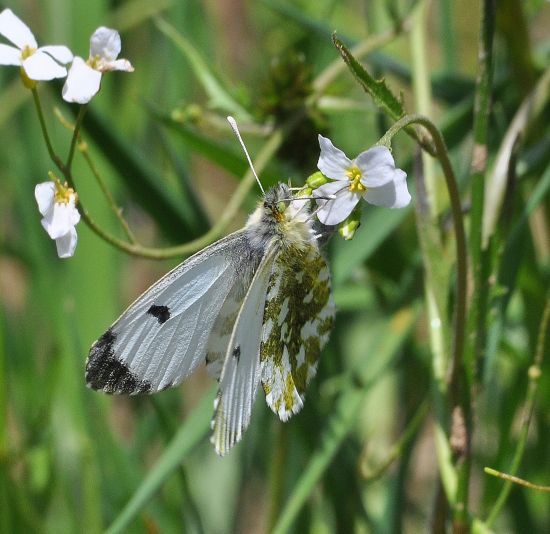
[411,0,437,217]
[361,399,430,481]
[467,0,495,388]
[268,423,289,531]
[484,469,550,493]
[484,293,550,527]
[0,307,10,534]
[32,88,65,173]
[380,114,469,525]
[439,0,456,72]
[79,145,137,244]
[66,105,87,170]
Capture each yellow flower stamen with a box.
[20,45,36,60]
[54,180,77,205]
[346,166,366,193]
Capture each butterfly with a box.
[85,120,335,456]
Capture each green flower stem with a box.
[31,88,65,173]
[79,144,138,244]
[379,113,469,523]
[52,107,138,244]
[69,124,286,259]
[484,469,550,494]
[484,292,550,527]
[66,105,87,170]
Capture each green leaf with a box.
[332,34,405,121]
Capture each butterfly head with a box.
[245,183,315,251]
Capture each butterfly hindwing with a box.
[86,231,260,394]
[260,243,334,421]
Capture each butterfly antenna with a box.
[227,116,265,195]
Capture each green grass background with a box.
[1,0,550,532]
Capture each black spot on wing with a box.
[147,304,171,324]
[85,329,152,394]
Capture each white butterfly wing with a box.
[211,245,276,456]
[86,231,259,394]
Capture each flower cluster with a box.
[0,8,134,257]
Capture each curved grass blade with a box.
[154,17,252,120]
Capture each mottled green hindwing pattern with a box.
[260,243,334,420]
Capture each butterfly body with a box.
[86,183,334,455]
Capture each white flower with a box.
[62,27,134,104]
[313,135,411,226]
[0,9,73,82]
[35,181,81,258]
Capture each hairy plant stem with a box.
[380,113,469,527]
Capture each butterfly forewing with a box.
[260,243,334,420]
[212,246,277,456]
[86,231,254,394]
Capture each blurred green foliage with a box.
[1,0,550,533]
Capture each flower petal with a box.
[317,135,352,181]
[355,146,399,187]
[39,45,73,64]
[364,169,411,208]
[0,9,37,49]
[35,182,55,217]
[43,202,77,239]
[55,227,78,258]
[105,58,133,72]
[90,27,121,61]
[67,198,81,226]
[23,50,67,80]
[62,57,102,103]
[0,43,21,65]
[314,180,360,225]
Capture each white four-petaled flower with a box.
[62,27,134,104]
[0,9,73,82]
[35,181,81,258]
[313,135,411,226]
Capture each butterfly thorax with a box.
[245,184,315,253]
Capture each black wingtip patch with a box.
[147,304,171,324]
[85,329,152,394]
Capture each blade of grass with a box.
[105,389,215,534]
[154,17,252,120]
